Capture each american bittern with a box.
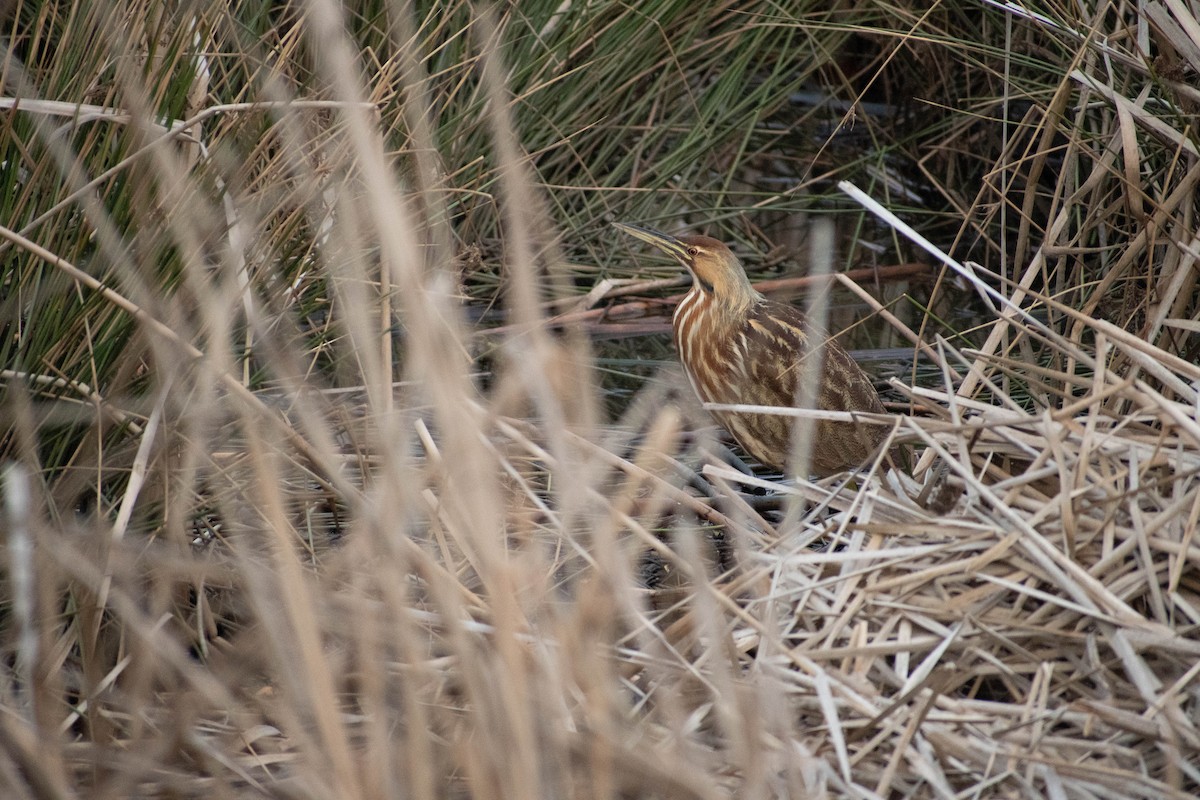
[615,223,890,476]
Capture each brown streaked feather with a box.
[674,292,887,475]
[616,223,889,476]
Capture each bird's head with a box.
[613,223,758,310]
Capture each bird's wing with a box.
[743,300,884,415]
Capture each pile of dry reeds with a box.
[1,1,1198,798]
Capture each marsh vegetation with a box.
[2,1,1199,797]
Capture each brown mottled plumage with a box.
[615,223,888,476]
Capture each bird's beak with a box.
[612,222,690,264]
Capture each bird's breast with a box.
[672,289,751,404]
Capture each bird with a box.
[614,222,891,477]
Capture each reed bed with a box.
[1,1,1198,798]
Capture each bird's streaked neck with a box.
[687,256,760,318]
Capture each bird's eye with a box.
[686,247,698,256]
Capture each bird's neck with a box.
[685,282,760,335]
[715,279,761,318]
